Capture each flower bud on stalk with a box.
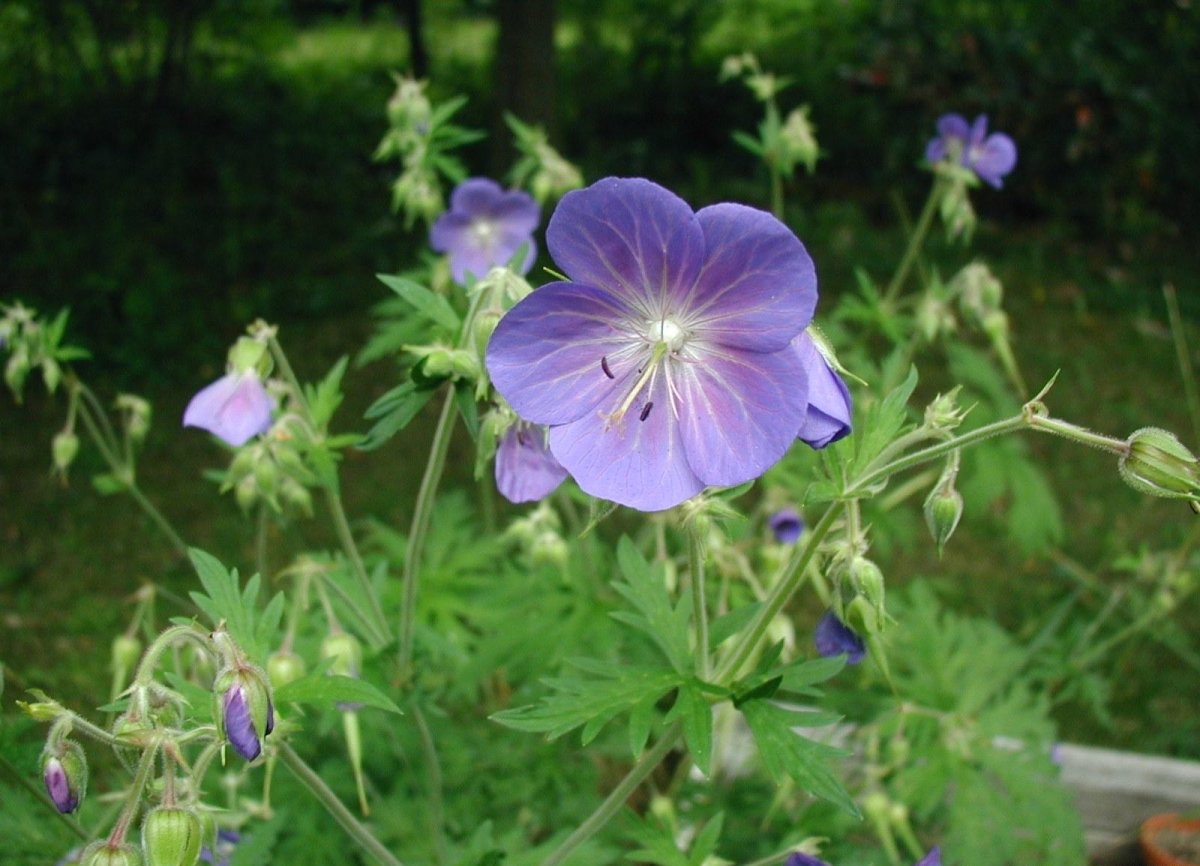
[1119,427,1200,502]
[42,740,87,813]
[142,807,203,866]
[924,483,964,556]
[80,842,143,866]
[266,650,307,690]
[214,667,274,762]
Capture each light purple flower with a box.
[792,332,852,449]
[814,610,865,664]
[221,676,274,761]
[183,372,274,447]
[925,113,1017,189]
[769,507,804,544]
[496,422,569,503]
[430,177,540,284]
[486,177,817,512]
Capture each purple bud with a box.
[768,507,804,544]
[914,847,941,866]
[792,333,852,449]
[814,610,866,664]
[43,756,79,813]
[42,742,87,813]
[786,854,832,866]
[183,372,274,447]
[218,670,274,761]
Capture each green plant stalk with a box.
[0,752,89,840]
[1164,283,1200,445]
[539,723,683,866]
[108,738,160,845]
[133,624,212,687]
[398,386,458,680]
[412,705,448,865]
[713,504,842,685]
[268,336,393,646]
[883,178,944,304]
[688,526,710,678]
[278,742,406,866]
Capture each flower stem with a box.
[883,179,943,304]
[398,386,458,681]
[123,480,189,557]
[713,504,842,685]
[687,526,710,678]
[108,737,160,845]
[278,742,406,866]
[1164,282,1200,444]
[412,705,448,864]
[539,724,682,866]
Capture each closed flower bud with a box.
[279,478,313,516]
[848,557,885,616]
[42,741,87,813]
[234,475,259,511]
[923,388,967,431]
[1119,427,1200,500]
[43,357,62,393]
[768,507,804,544]
[111,634,142,675]
[924,484,964,556]
[142,807,202,866]
[780,105,819,174]
[813,610,865,664]
[267,650,307,689]
[52,430,80,474]
[320,633,362,679]
[529,530,569,569]
[116,394,153,443]
[80,842,143,866]
[214,667,275,761]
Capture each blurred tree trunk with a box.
[491,0,557,176]
[399,0,429,77]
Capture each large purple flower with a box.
[925,113,1017,189]
[792,332,852,449]
[183,372,274,447]
[486,177,817,511]
[430,178,540,284]
[496,422,569,503]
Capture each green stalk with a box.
[539,724,682,866]
[1164,283,1200,445]
[882,179,943,305]
[398,386,458,680]
[108,738,160,845]
[412,705,448,864]
[688,526,710,678]
[713,504,842,685]
[278,743,406,866]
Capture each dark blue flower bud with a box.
[786,853,832,866]
[813,610,865,664]
[768,507,804,544]
[42,740,87,813]
[214,667,274,761]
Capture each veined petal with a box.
[183,373,274,447]
[223,685,262,761]
[684,204,816,351]
[487,281,642,426]
[546,177,705,316]
[792,333,852,448]
[495,424,569,503]
[676,344,808,486]
[549,372,704,511]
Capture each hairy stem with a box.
[688,526,710,678]
[883,178,943,304]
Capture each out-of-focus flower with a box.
[814,610,866,664]
[199,831,240,866]
[495,422,569,504]
[768,507,804,544]
[925,113,1017,189]
[487,177,818,511]
[430,178,540,284]
[183,372,274,447]
[787,846,939,866]
[791,332,852,449]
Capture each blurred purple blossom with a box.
[925,113,1017,189]
[495,422,568,503]
[814,610,865,664]
[769,507,804,544]
[792,332,852,448]
[183,372,274,447]
[430,177,540,284]
[486,177,818,511]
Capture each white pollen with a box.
[652,318,687,351]
[470,219,496,244]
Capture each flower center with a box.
[647,317,688,352]
[470,219,496,246]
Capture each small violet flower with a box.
[769,507,804,544]
[183,372,274,447]
[787,847,939,866]
[792,332,852,449]
[925,113,1017,189]
[814,610,866,664]
[218,670,275,761]
[487,177,820,512]
[430,177,540,284]
[496,422,569,503]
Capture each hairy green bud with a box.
[924,483,964,556]
[1119,427,1200,500]
[142,807,203,866]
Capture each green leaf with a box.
[376,273,461,331]
[359,381,436,450]
[612,537,692,672]
[740,698,856,815]
[667,681,713,776]
[187,548,279,661]
[91,473,127,496]
[304,356,349,429]
[708,603,762,648]
[274,673,403,715]
[491,661,681,743]
[454,379,480,440]
[732,130,765,156]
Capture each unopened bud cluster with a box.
[1119,427,1200,502]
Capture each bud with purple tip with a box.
[214,666,274,761]
[768,508,804,544]
[813,610,866,665]
[42,740,87,813]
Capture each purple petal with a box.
[792,334,852,449]
[495,423,569,503]
[490,192,541,236]
[786,854,832,866]
[924,137,948,164]
[487,281,640,426]
[936,113,970,143]
[968,114,990,148]
[223,685,262,761]
[44,758,78,813]
[914,847,941,866]
[769,508,804,544]
[814,610,865,664]
[970,133,1018,188]
[549,371,704,511]
[682,204,816,352]
[432,178,540,283]
[183,373,274,447]
[675,344,808,487]
[546,177,706,317]
[449,177,505,213]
